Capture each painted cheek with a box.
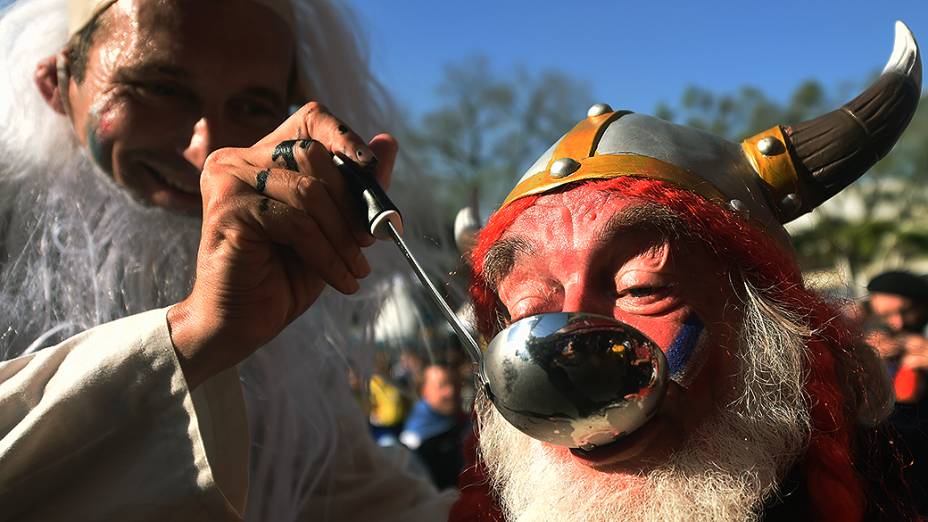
[84,101,121,176]
[617,308,691,350]
[85,120,112,175]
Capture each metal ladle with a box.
[337,156,669,450]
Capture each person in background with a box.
[864,270,928,513]
[401,363,471,489]
[369,352,411,445]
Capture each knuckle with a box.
[199,169,223,200]
[201,207,231,240]
[303,100,329,116]
[290,174,316,204]
[219,226,251,251]
[204,147,235,167]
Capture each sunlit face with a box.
[869,292,927,334]
[422,365,459,416]
[63,0,294,214]
[486,188,743,471]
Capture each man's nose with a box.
[183,116,241,171]
[182,118,213,171]
[561,279,614,317]
[886,312,904,332]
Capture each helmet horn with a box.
[783,21,921,217]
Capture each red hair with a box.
[462,176,866,521]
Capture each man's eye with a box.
[615,284,679,316]
[621,286,669,299]
[231,99,282,123]
[146,84,178,96]
[131,82,195,104]
[508,296,549,322]
[627,286,659,298]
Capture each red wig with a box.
[459,176,870,521]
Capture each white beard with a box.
[477,282,811,522]
[0,150,202,357]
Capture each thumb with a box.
[368,133,398,189]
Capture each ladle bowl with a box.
[481,312,668,450]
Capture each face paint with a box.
[84,98,115,175]
[665,314,704,378]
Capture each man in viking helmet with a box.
[452,22,922,521]
[0,0,455,520]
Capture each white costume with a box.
[0,310,454,520]
[0,0,457,519]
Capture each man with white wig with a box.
[0,0,455,520]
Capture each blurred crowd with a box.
[352,341,476,491]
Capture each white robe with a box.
[0,309,456,521]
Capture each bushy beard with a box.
[0,148,201,358]
[477,281,811,522]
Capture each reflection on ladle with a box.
[482,313,668,449]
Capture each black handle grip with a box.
[332,155,404,240]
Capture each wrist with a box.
[167,300,213,390]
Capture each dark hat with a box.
[867,270,928,301]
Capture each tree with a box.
[402,56,593,216]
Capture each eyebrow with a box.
[480,202,688,290]
[115,61,192,81]
[595,202,686,248]
[481,236,534,289]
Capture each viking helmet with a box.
[498,21,921,244]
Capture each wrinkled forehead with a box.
[499,186,682,243]
[79,0,292,60]
[482,185,693,287]
[85,0,294,78]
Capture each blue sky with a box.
[1,0,923,116]
[349,1,928,118]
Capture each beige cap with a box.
[67,0,295,36]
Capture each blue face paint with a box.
[85,120,112,175]
[665,314,704,376]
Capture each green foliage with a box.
[656,79,831,140]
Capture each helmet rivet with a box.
[757,136,784,156]
[550,158,581,178]
[587,103,613,118]
[729,199,749,214]
[780,193,801,215]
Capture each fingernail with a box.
[344,276,360,294]
[354,252,371,278]
[355,145,377,166]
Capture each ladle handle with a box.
[332,155,404,240]
[334,155,484,368]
